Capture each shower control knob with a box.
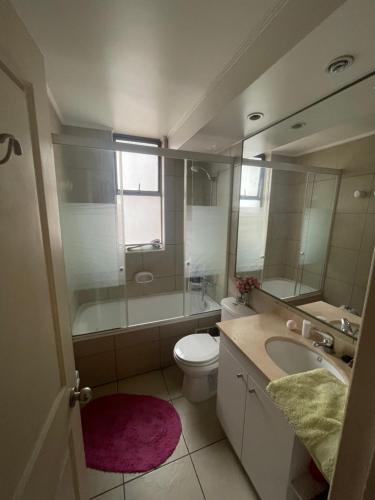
[119,266,124,272]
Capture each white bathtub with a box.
[72,290,220,336]
[262,278,318,300]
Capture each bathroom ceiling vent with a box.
[326,55,354,74]
[291,122,306,130]
[247,112,264,121]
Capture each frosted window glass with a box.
[241,165,262,198]
[122,195,162,245]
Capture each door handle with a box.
[69,370,92,407]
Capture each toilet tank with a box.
[220,297,257,321]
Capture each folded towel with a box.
[266,368,347,483]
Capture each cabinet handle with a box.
[248,388,256,394]
[236,373,243,378]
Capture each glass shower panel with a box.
[54,144,126,335]
[262,169,307,298]
[184,160,231,315]
[297,173,338,295]
[237,165,271,278]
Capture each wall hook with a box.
[0,133,22,165]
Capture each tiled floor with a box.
[86,366,258,500]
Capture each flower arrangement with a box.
[235,276,260,303]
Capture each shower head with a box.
[190,165,215,182]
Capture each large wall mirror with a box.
[235,73,375,340]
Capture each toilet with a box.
[173,297,256,402]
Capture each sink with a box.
[266,338,347,384]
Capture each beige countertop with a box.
[298,300,361,326]
[217,313,351,383]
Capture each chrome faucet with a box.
[200,276,214,305]
[340,318,359,338]
[313,331,335,354]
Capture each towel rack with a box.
[0,133,22,165]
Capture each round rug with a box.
[81,394,182,473]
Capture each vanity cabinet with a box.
[242,374,295,500]
[217,334,310,500]
[216,341,248,456]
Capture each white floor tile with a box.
[162,365,183,399]
[117,370,169,400]
[93,484,124,499]
[125,456,204,500]
[172,396,224,452]
[87,468,123,499]
[192,440,258,500]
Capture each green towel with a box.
[266,368,348,483]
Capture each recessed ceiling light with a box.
[291,122,306,130]
[326,55,354,74]
[247,112,264,121]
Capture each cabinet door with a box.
[242,376,295,500]
[216,344,247,457]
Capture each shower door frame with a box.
[53,133,235,332]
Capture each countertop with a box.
[297,300,361,326]
[217,313,351,383]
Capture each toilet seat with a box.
[174,334,219,366]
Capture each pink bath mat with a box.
[81,394,182,473]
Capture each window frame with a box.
[113,133,164,249]
[113,133,162,197]
[240,154,266,202]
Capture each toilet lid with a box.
[174,334,219,365]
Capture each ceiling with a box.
[181,0,375,153]
[13,0,345,146]
[243,73,375,159]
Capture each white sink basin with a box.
[266,338,347,384]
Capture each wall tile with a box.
[114,327,159,349]
[142,276,175,295]
[336,174,373,213]
[73,335,115,358]
[160,335,185,367]
[116,341,160,379]
[350,285,367,315]
[164,176,176,212]
[361,213,375,251]
[326,246,358,284]
[197,314,221,328]
[354,249,374,288]
[160,318,198,339]
[164,211,176,244]
[323,277,352,308]
[143,245,176,277]
[331,213,366,250]
[125,252,143,281]
[175,211,184,244]
[175,176,184,211]
[76,351,117,387]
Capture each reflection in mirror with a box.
[236,137,375,339]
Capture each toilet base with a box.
[182,370,218,403]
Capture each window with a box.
[114,134,162,248]
[240,155,265,208]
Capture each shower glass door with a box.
[184,160,231,315]
[297,172,339,296]
[54,144,126,335]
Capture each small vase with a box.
[237,293,247,304]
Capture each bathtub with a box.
[72,290,220,336]
[261,278,318,300]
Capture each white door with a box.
[0,62,88,499]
